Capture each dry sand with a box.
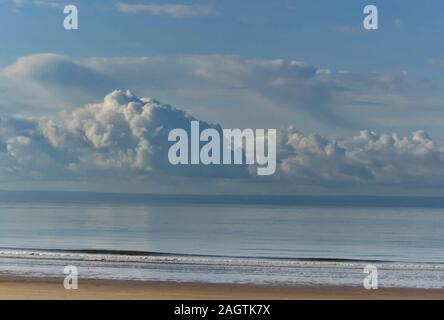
[0,277,443,300]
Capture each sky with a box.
[1,0,444,195]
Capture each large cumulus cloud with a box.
[275,127,444,189]
[1,90,444,193]
[0,90,248,186]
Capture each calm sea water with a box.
[0,202,443,287]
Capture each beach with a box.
[0,203,443,294]
[0,277,443,300]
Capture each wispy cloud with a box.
[429,59,444,69]
[335,25,358,33]
[1,53,440,131]
[8,0,66,8]
[115,2,215,18]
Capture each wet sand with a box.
[0,277,443,300]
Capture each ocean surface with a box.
[0,202,443,288]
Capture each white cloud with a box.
[335,25,358,33]
[1,90,444,194]
[38,89,196,172]
[274,127,444,189]
[0,90,247,185]
[429,59,444,69]
[8,0,66,8]
[0,54,114,113]
[1,53,443,135]
[115,2,215,18]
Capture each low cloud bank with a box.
[0,90,443,192]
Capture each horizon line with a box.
[1,190,444,208]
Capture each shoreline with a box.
[0,276,443,300]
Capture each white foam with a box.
[1,248,443,271]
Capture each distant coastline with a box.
[1,190,444,208]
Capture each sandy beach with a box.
[0,277,443,300]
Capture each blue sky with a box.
[1,0,444,195]
[2,0,444,75]
[1,0,443,133]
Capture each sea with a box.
[0,200,443,288]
